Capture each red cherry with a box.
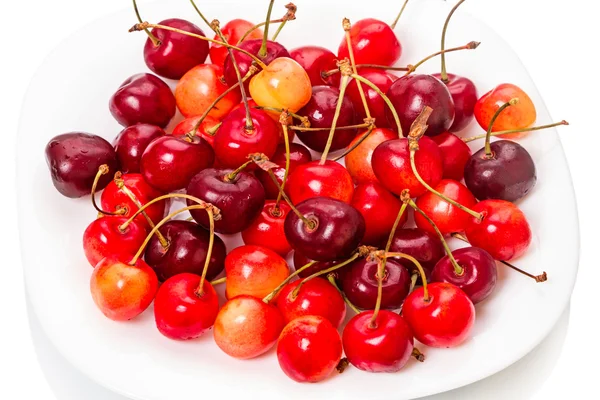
[403,282,475,348]
[210,19,263,67]
[388,228,445,281]
[290,46,340,87]
[255,143,312,199]
[292,251,343,279]
[154,273,219,340]
[343,310,414,372]
[347,69,396,128]
[338,18,401,67]
[287,160,355,204]
[464,200,532,261]
[344,128,396,185]
[432,132,472,181]
[172,115,220,148]
[432,73,478,132]
[113,124,165,174]
[242,201,293,256]
[83,216,146,267]
[277,315,342,383]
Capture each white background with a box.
[0,0,597,398]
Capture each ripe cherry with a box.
[277,315,342,383]
[338,18,401,67]
[172,115,221,148]
[290,46,340,87]
[109,73,176,128]
[293,252,342,278]
[388,228,445,281]
[113,124,165,174]
[83,216,146,267]
[287,160,355,204]
[347,69,396,128]
[255,142,312,198]
[433,73,477,132]
[210,19,263,67]
[344,128,396,184]
[432,131,472,181]
[242,201,293,256]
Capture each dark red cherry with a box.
[284,197,365,261]
[432,132,472,181]
[45,132,118,198]
[432,73,477,132]
[431,247,497,304]
[464,140,536,202]
[287,160,355,204]
[338,18,401,67]
[340,257,410,310]
[290,46,340,87]
[387,228,445,281]
[347,69,395,128]
[140,135,214,192]
[144,220,226,282]
[144,19,209,80]
[241,201,292,257]
[113,124,165,174]
[254,143,313,199]
[296,86,358,152]
[293,251,343,279]
[109,73,176,128]
[386,74,455,137]
[186,168,265,234]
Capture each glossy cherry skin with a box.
[338,18,401,66]
[295,85,358,152]
[140,135,214,193]
[144,19,209,80]
[144,220,226,282]
[432,132,472,181]
[255,143,313,199]
[347,69,396,128]
[403,282,475,348]
[109,73,176,128]
[45,133,119,198]
[113,124,165,174]
[90,257,159,321]
[345,128,396,184]
[387,228,445,281]
[224,245,290,300]
[414,179,477,235]
[340,258,411,310]
[242,201,293,256]
[287,160,355,204]
[100,173,167,230]
[154,274,219,340]
[432,247,497,304]
[284,197,365,261]
[172,115,220,148]
[386,74,455,137]
[213,107,280,169]
[465,200,532,261]
[277,315,342,383]
[343,310,414,372]
[214,295,285,359]
[432,73,478,132]
[351,182,405,245]
[290,46,340,87]
[186,168,265,234]
[293,252,342,279]
[464,140,536,202]
[83,216,147,267]
[372,136,443,197]
[210,19,263,67]
[175,64,240,120]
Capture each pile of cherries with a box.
[44,0,565,383]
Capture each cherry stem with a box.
[384,202,408,255]
[409,272,419,293]
[129,23,268,69]
[406,41,480,77]
[332,124,375,161]
[321,64,409,79]
[343,18,372,121]
[291,122,370,132]
[390,0,410,29]
[254,106,307,122]
[196,208,215,296]
[189,0,211,28]
[225,160,253,182]
[205,122,223,136]
[383,252,429,301]
[237,19,279,44]
[463,120,569,143]
[91,165,125,217]
[412,348,425,362]
[275,113,291,208]
[369,259,386,328]
[262,260,318,303]
[132,0,160,46]
[258,0,275,58]
[320,74,350,163]
[267,170,316,229]
[210,276,226,285]
[440,0,466,82]
[484,98,519,157]
[272,3,297,41]
[327,274,361,314]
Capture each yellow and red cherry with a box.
[432,131,472,181]
[113,124,165,175]
[287,160,355,204]
[293,251,343,279]
[432,73,478,132]
[338,18,401,67]
[387,228,445,281]
[277,315,342,383]
[210,19,263,67]
[347,69,396,128]
[83,216,146,267]
[345,127,396,185]
[242,201,293,256]
[255,143,312,199]
[172,115,221,148]
[290,45,340,87]
[224,38,290,84]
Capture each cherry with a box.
[403,282,475,348]
[277,315,342,383]
[290,46,340,87]
[431,131,472,181]
[414,179,477,235]
[295,86,358,152]
[343,310,414,372]
[372,136,443,197]
[388,228,445,280]
[83,216,146,267]
[144,220,226,281]
[210,19,263,67]
[293,252,342,278]
[433,73,477,132]
[113,124,165,174]
[241,201,292,256]
[464,140,536,202]
[344,128,396,184]
[284,197,365,261]
[186,168,265,234]
[347,69,396,128]
[175,64,241,120]
[351,182,405,245]
[154,273,219,340]
[45,133,119,198]
[140,135,214,193]
[287,160,355,204]
[386,74,455,137]
[214,295,284,359]
[271,142,312,166]
[144,19,209,80]
[338,18,401,67]
[464,199,532,261]
[90,256,159,321]
[431,247,497,304]
[172,115,220,148]
[109,73,176,128]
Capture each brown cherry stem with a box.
[262,260,318,303]
[132,0,160,46]
[484,98,519,157]
[275,112,291,208]
[267,169,316,229]
[412,348,425,362]
[210,276,226,285]
[327,274,361,314]
[383,251,429,301]
[320,73,351,163]
[225,160,253,182]
[343,18,372,121]
[390,0,410,29]
[440,0,466,83]
[258,0,275,58]
[332,124,375,161]
[406,41,480,76]
[91,165,125,217]
[196,208,215,296]
[463,120,569,143]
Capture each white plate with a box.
[17,0,579,399]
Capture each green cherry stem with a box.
[332,124,375,162]
[258,0,275,58]
[440,0,466,83]
[369,258,386,328]
[390,0,410,29]
[383,251,429,301]
[262,260,318,303]
[327,274,361,314]
[189,0,211,27]
[463,120,569,143]
[90,165,125,217]
[275,112,292,208]
[291,122,370,132]
[484,98,519,157]
[210,276,226,285]
[132,0,160,46]
[196,208,215,296]
[267,169,316,230]
[343,18,372,121]
[225,160,253,182]
[406,41,480,76]
[320,74,351,163]
[272,3,296,41]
